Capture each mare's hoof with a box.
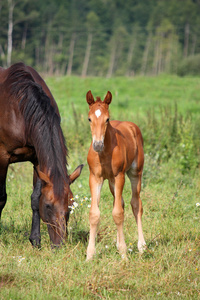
[29,237,41,248]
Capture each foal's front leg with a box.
[112,173,127,259]
[87,173,103,260]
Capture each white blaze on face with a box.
[95,109,101,118]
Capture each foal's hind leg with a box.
[29,170,42,247]
[109,180,126,255]
[127,168,146,253]
[111,174,127,258]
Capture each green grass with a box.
[46,74,200,118]
[0,75,200,299]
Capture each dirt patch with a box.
[0,274,15,288]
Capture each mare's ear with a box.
[69,164,84,185]
[86,90,95,106]
[104,91,112,105]
[38,170,52,186]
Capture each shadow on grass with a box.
[69,229,89,245]
[0,221,30,236]
[0,222,32,247]
[0,274,15,288]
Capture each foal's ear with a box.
[104,91,112,105]
[69,164,84,185]
[38,170,52,187]
[86,90,95,106]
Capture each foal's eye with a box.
[88,118,92,122]
[106,118,109,123]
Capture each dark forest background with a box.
[1,0,200,77]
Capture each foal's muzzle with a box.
[93,141,104,152]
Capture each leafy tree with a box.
[0,0,200,75]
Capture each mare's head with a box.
[38,165,83,245]
[86,90,112,153]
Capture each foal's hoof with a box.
[121,253,128,261]
[86,256,92,262]
[86,248,96,261]
[86,253,95,261]
[138,241,146,253]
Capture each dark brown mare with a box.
[86,91,146,260]
[0,62,83,246]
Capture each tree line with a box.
[1,0,200,76]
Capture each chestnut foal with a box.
[86,91,146,260]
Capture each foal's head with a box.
[86,90,112,153]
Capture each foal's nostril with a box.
[93,141,104,152]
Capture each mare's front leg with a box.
[112,173,127,259]
[0,164,8,220]
[29,170,42,247]
[87,173,103,260]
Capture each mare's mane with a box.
[5,63,69,197]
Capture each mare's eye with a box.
[45,203,53,218]
[106,118,109,123]
[46,204,52,210]
[88,118,92,122]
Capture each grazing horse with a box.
[0,62,83,246]
[86,90,146,260]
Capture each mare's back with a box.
[0,66,26,147]
[27,66,59,115]
[0,67,8,83]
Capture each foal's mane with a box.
[6,63,69,197]
[95,97,102,102]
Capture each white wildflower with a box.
[73,202,78,208]
[18,257,25,264]
[13,256,25,265]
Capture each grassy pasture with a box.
[0,75,199,299]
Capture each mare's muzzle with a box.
[93,141,104,152]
